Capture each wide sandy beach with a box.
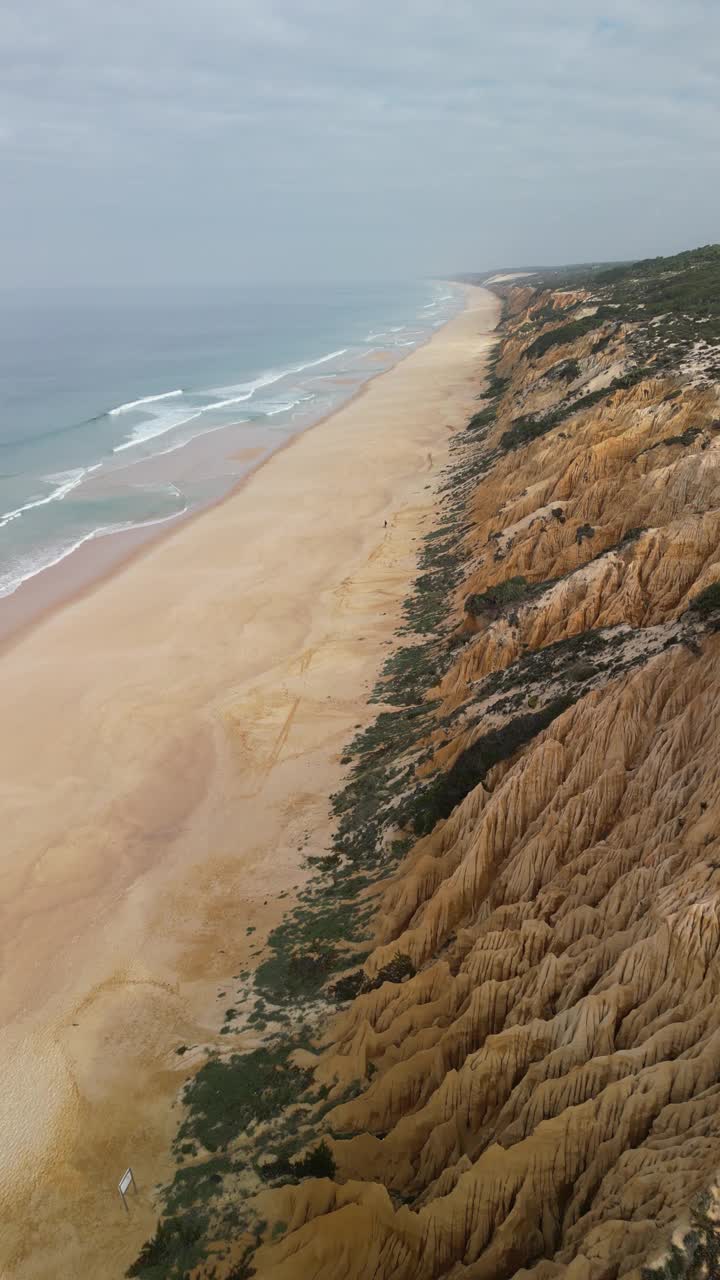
[0,285,498,1278]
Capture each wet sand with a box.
[0,285,499,1277]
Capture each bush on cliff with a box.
[465,576,529,616]
[525,312,606,360]
[409,697,573,835]
[688,582,720,617]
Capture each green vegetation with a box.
[408,697,573,836]
[484,370,510,398]
[467,403,497,430]
[557,358,580,382]
[618,526,646,547]
[465,575,529,616]
[525,312,605,360]
[688,582,720,617]
[499,368,652,452]
[127,1212,209,1280]
[575,523,595,545]
[537,243,720,364]
[642,1192,720,1279]
[176,1044,313,1154]
[330,952,415,1001]
[290,1140,336,1179]
[661,426,701,448]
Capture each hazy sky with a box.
[2,0,719,285]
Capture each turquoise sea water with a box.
[0,280,464,601]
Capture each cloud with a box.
[1,0,719,282]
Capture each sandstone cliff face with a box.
[130,250,720,1280]
[246,255,720,1280]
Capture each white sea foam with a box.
[296,348,347,371]
[252,394,315,417]
[113,410,205,453]
[203,394,257,411]
[0,464,102,531]
[112,373,329,453]
[112,346,351,454]
[108,389,184,415]
[0,503,189,600]
[266,402,296,416]
[213,347,348,401]
[141,418,252,462]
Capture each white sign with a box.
[118,1167,136,1211]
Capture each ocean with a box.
[0,280,464,605]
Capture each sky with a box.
[2,0,719,285]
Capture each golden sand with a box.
[0,288,499,1277]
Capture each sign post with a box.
[118,1167,136,1213]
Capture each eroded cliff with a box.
[131,247,720,1280]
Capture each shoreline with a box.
[0,371,388,655]
[0,284,499,1278]
[0,295,465,655]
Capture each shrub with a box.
[258,1139,337,1184]
[662,426,701,448]
[642,1191,720,1279]
[364,952,415,991]
[688,582,720,616]
[328,970,366,1002]
[499,367,651,452]
[177,1045,312,1153]
[484,371,510,397]
[330,953,415,1001]
[546,358,580,383]
[465,576,529,617]
[409,697,573,835]
[525,313,605,360]
[292,1141,336,1180]
[467,404,496,431]
[126,1212,208,1279]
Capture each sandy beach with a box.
[0,285,499,1278]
